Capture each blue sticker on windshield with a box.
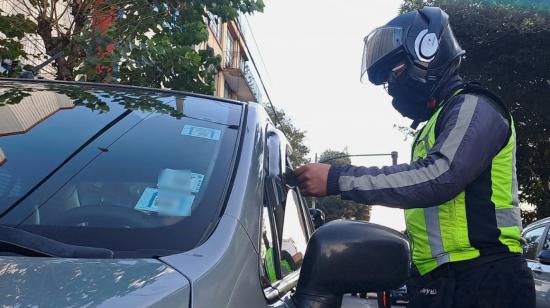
[135,187,161,212]
[181,125,221,141]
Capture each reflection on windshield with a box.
[0,81,242,256]
[0,83,184,120]
[0,90,74,136]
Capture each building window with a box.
[206,11,221,42]
[225,31,237,68]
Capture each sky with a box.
[245,0,409,230]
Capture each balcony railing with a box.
[242,61,262,103]
[223,50,262,102]
[224,50,243,70]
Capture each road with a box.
[342,295,406,308]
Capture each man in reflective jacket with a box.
[296,7,535,308]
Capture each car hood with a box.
[0,256,190,308]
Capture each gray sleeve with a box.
[326,94,510,209]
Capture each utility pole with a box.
[391,151,398,166]
[310,151,399,209]
[312,152,318,209]
[319,152,399,164]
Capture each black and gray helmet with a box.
[361,7,465,89]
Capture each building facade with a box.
[203,13,262,103]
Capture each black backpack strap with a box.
[435,82,513,145]
[463,82,511,122]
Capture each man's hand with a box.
[295,163,331,197]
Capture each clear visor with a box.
[360,26,404,84]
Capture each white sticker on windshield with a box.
[0,148,5,165]
[181,125,221,141]
[135,187,197,216]
[158,169,204,193]
[135,170,204,216]
[156,190,195,216]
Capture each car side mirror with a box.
[292,220,410,308]
[265,130,285,207]
[538,250,550,265]
[308,208,326,229]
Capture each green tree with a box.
[0,10,36,77]
[315,149,371,222]
[265,105,310,166]
[401,0,550,223]
[0,0,263,94]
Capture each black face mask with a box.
[387,75,435,122]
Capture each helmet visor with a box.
[361,26,404,85]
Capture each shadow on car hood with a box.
[0,256,190,307]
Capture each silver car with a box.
[523,218,550,307]
[0,79,409,308]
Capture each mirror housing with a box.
[538,250,550,265]
[265,129,285,207]
[292,220,410,308]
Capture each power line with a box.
[243,14,272,84]
[319,152,399,165]
[235,14,283,130]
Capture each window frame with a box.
[206,11,222,43]
[522,223,549,261]
[259,125,312,302]
[542,225,550,251]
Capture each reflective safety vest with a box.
[265,248,293,283]
[405,87,523,275]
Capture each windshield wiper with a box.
[0,225,113,258]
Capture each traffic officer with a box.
[295,7,535,308]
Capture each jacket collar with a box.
[435,74,464,105]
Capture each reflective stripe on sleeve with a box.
[496,207,522,229]
[338,94,479,191]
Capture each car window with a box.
[523,226,546,260]
[261,187,308,288]
[260,203,276,288]
[542,228,550,251]
[0,83,242,257]
[279,188,307,278]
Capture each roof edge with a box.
[0,78,248,107]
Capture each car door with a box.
[534,228,550,308]
[523,224,550,307]
[259,127,313,306]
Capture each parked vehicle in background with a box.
[522,217,550,307]
[391,285,408,305]
[0,79,409,308]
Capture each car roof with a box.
[0,78,247,107]
[524,216,550,231]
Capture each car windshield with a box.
[0,81,242,257]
